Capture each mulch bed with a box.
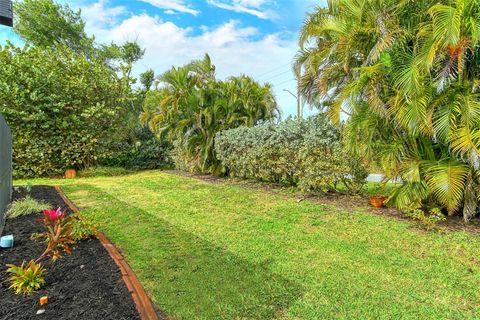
[0,186,140,320]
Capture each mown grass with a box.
[19,171,480,319]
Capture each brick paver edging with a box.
[54,186,159,320]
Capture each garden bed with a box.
[0,186,140,319]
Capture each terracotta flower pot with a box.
[370,196,386,208]
[65,169,77,179]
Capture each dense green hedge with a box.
[215,116,368,193]
[103,126,172,170]
[0,44,130,177]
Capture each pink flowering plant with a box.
[7,208,75,294]
[43,208,63,221]
[35,208,76,262]
[7,206,92,294]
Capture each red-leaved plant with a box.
[7,207,79,294]
[35,208,76,263]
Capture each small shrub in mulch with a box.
[0,186,140,319]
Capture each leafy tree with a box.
[140,69,155,92]
[14,0,144,68]
[294,0,480,220]
[8,0,157,176]
[133,69,156,114]
[120,41,146,66]
[14,0,95,54]
[141,54,279,173]
[103,68,174,171]
[0,44,131,177]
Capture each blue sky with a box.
[1,0,326,118]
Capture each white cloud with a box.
[206,0,275,19]
[138,0,199,15]
[87,14,293,75]
[236,0,269,8]
[81,0,126,28]
[80,1,303,117]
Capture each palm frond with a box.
[425,160,468,214]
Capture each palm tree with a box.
[140,54,279,174]
[295,0,480,220]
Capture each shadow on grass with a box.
[65,183,304,319]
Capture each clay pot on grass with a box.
[65,169,77,179]
[370,196,386,208]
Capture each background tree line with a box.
[0,0,158,177]
[140,54,279,174]
[0,0,278,177]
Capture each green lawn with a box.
[21,171,480,319]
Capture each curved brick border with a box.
[54,186,159,320]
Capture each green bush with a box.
[405,208,446,231]
[7,196,50,218]
[71,213,99,241]
[103,126,173,171]
[215,116,368,194]
[170,139,198,172]
[0,44,131,178]
[7,260,46,294]
[78,166,130,178]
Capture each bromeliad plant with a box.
[35,208,76,262]
[6,208,76,294]
[6,206,100,294]
[6,260,46,295]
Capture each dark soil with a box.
[0,186,140,320]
